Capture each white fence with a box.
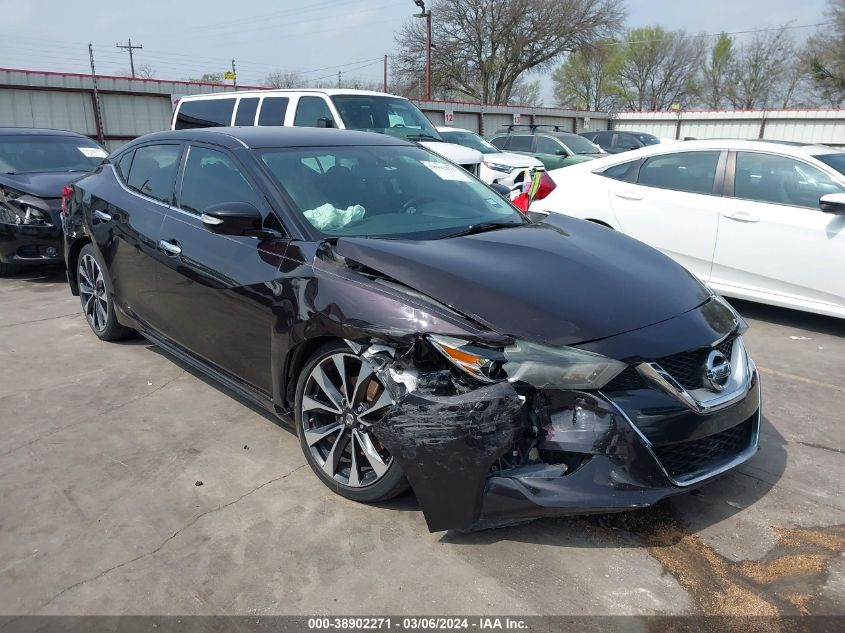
[613,110,845,147]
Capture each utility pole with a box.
[231,59,237,89]
[383,54,388,93]
[115,38,143,77]
[88,44,105,145]
[338,71,342,89]
[413,0,432,101]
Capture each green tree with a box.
[700,33,734,109]
[805,0,845,104]
[551,39,622,110]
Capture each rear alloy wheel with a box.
[296,343,408,503]
[77,244,134,341]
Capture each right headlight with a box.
[429,335,626,390]
[485,161,517,173]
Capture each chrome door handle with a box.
[723,211,759,223]
[614,191,644,201]
[93,210,112,222]
[158,239,182,256]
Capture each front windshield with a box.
[814,152,845,177]
[439,130,499,155]
[331,95,443,142]
[0,136,106,174]
[557,134,603,155]
[634,133,660,146]
[258,145,524,239]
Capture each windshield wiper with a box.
[443,222,521,238]
[406,133,441,142]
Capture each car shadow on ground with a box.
[4,264,67,284]
[727,298,844,337]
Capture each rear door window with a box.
[505,135,534,152]
[175,99,235,129]
[125,144,182,204]
[293,97,334,127]
[234,98,259,126]
[258,97,290,126]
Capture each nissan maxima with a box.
[63,127,761,532]
[0,128,107,275]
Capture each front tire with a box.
[295,341,409,503]
[77,244,134,341]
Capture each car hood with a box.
[332,215,711,348]
[419,141,483,166]
[0,171,82,198]
[484,152,544,169]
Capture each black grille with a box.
[604,366,647,391]
[604,337,736,393]
[652,416,754,481]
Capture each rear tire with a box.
[0,262,22,277]
[295,341,409,503]
[77,244,134,341]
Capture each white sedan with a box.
[436,126,544,186]
[531,139,845,319]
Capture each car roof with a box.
[668,138,844,156]
[0,127,92,138]
[179,88,400,101]
[118,127,414,151]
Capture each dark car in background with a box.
[582,130,661,154]
[489,126,604,170]
[0,128,106,275]
[63,126,760,532]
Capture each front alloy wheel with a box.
[296,344,408,502]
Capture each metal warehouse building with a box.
[0,67,608,151]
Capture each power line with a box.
[621,21,833,46]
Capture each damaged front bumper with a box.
[0,200,63,265]
[356,303,761,533]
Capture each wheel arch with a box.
[65,237,91,296]
[282,335,343,410]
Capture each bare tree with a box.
[510,79,544,105]
[551,39,622,110]
[615,26,705,111]
[394,0,625,104]
[727,27,795,109]
[700,33,734,109]
[264,71,304,89]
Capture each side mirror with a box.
[316,117,335,128]
[556,148,569,156]
[201,202,263,236]
[490,182,511,198]
[819,193,845,215]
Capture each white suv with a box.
[436,126,543,186]
[172,89,483,175]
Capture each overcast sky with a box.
[0,0,832,101]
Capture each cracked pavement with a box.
[0,267,842,618]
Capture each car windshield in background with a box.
[634,133,660,146]
[258,144,523,239]
[558,134,603,154]
[331,96,443,142]
[813,152,845,177]
[439,130,499,155]
[0,136,106,174]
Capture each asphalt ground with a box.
[0,266,842,624]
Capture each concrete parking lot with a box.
[0,266,843,619]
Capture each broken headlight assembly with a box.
[428,335,626,390]
[0,191,52,226]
